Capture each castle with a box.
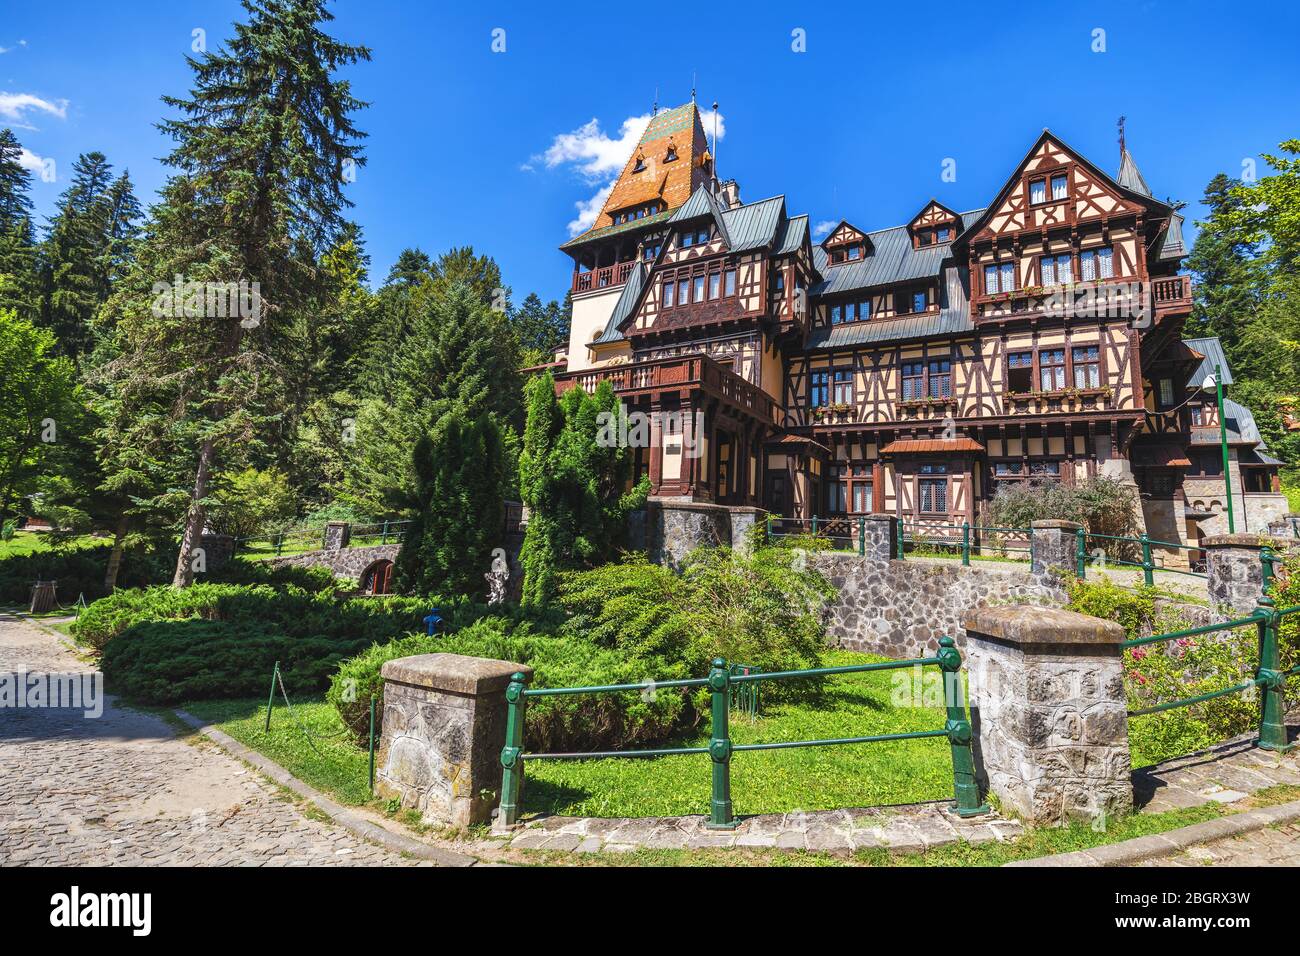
[549,101,1286,561]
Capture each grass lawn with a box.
[524,650,953,818]
[0,531,104,560]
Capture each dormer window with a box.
[679,226,711,248]
[829,243,864,264]
[664,143,678,163]
[632,153,646,173]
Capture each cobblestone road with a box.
[0,613,420,866]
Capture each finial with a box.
[691,72,696,104]
[1117,115,1127,155]
[652,86,658,117]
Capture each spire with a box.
[1115,116,1152,197]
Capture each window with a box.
[662,280,675,308]
[902,362,925,400]
[1072,345,1100,388]
[1191,405,1205,426]
[917,229,934,247]
[1080,246,1115,281]
[708,272,721,300]
[810,370,829,407]
[677,277,689,306]
[936,226,952,242]
[1030,461,1061,478]
[1039,348,1066,391]
[771,268,785,293]
[913,291,928,313]
[632,155,646,173]
[1030,179,1047,204]
[692,274,705,303]
[832,300,870,324]
[679,227,710,248]
[833,369,854,404]
[1041,253,1073,286]
[851,467,873,513]
[665,145,678,162]
[994,461,1024,477]
[1007,351,1034,393]
[896,289,928,315]
[985,261,1016,294]
[927,359,952,398]
[828,473,848,515]
[1149,474,1175,496]
[1051,174,1068,200]
[723,269,736,296]
[831,304,843,325]
[1158,378,1175,408]
[643,241,662,261]
[919,476,948,514]
[847,245,863,260]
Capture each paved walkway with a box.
[0,613,420,866]
[1133,731,1300,813]
[1140,820,1300,866]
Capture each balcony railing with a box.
[556,355,779,423]
[572,260,637,293]
[973,276,1193,320]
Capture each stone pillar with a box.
[377,654,533,828]
[962,605,1132,826]
[323,520,351,551]
[1030,519,1081,579]
[727,506,765,554]
[198,533,235,571]
[1204,534,1267,615]
[861,513,899,562]
[1266,514,1300,538]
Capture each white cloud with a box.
[813,220,838,239]
[18,147,55,182]
[536,108,729,237]
[0,91,68,128]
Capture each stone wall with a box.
[266,543,399,581]
[810,551,1067,658]
[644,498,763,567]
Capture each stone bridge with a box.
[265,542,400,582]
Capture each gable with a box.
[822,221,867,248]
[964,131,1161,244]
[909,200,960,230]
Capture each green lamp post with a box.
[1203,364,1234,534]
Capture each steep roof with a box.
[721,195,786,251]
[1184,336,1234,388]
[810,211,984,297]
[670,184,732,246]
[594,262,647,344]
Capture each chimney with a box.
[717,179,741,210]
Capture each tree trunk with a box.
[104,514,129,592]
[173,437,216,588]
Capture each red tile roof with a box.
[879,438,985,454]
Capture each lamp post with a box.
[1204,364,1235,534]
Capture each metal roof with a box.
[804,264,972,350]
[721,195,786,252]
[1183,336,1234,388]
[810,210,984,297]
[560,208,675,250]
[772,214,808,256]
[1116,148,1153,197]
[880,438,985,454]
[669,185,732,247]
[594,263,647,344]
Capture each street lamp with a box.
[1202,364,1235,533]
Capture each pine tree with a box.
[393,411,506,599]
[98,0,370,586]
[347,280,521,514]
[0,129,40,322]
[1184,173,1266,368]
[512,291,570,365]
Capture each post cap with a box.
[962,605,1125,647]
[380,653,533,695]
[1030,519,1084,531]
[1201,534,1266,549]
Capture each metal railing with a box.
[234,519,411,556]
[1075,529,1208,583]
[897,520,1032,565]
[497,638,989,828]
[1122,549,1297,751]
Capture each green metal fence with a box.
[234,519,411,556]
[498,637,989,828]
[896,521,1032,565]
[1122,551,1298,752]
[1075,529,1208,584]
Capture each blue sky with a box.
[2,0,1297,304]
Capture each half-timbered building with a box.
[552,102,1286,557]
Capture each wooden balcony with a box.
[555,355,779,424]
[973,275,1193,322]
[572,260,637,294]
[1151,274,1192,313]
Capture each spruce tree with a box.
[98,0,370,586]
[393,411,506,599]
[0,129,40,322]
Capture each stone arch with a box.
[361,559,394,595]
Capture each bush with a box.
[987,476,1141,556]
[1066,575,1284,766]
[0,542,170,604]
[83,582,445,703]
[329,611,688,750]
[557,547,834,704]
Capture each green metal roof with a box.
[560,208,676,251]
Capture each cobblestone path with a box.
[0,613,420,866]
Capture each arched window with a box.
[361,559,394,595]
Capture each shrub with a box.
[329,612,688,750]
[987,476,1141,556]
[206,466,299,540]
[83,582,446,703]
[1066,575,1285,766]
[558,547,834,704]
[0,542,170,604]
